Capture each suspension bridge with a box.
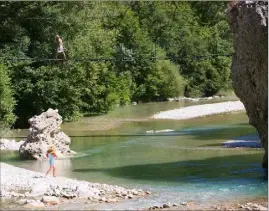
[0,9,234,63]
[0,53,233,63]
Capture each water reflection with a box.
[13,158,73,177]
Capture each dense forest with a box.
[0,1,233,129]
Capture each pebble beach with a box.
[0,162,148,209]
[152,100,245,120]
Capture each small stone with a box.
[145,191,151,195]
[53,189,61,196]
[17,193,25,198]
[61,191,75,199]
[133,190,139,195]
[17,199,27,205]
[163,203,170,208]
[257,205,268,211]
[128,194,133,199]
[93,196,100,200]
[11,192,18,197]
[41,196,60,205]
[181,202,187,206]
[107,198,114,203]
[31,183,48,196]
[24,200,45,209]
[172,203,178,207]
[121,191,127,196]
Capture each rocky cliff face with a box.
[19,109,76,160]
[227,2,268,168]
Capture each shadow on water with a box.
[201,143,226,147]
[0,151,22,162]
[181,125,257,141]
[73,153,268,183]
[69,124,256,138]
[5,123,253,139]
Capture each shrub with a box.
[0,64,16,128]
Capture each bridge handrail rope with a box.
[0,53,233,62]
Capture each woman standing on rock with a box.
[45,146,57,177]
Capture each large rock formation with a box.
[19,109,76,160]
[227,1,268,168]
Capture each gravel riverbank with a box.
[0,162,149,209]
[152,101,245,120]
[145,196,268,210]
[1,161,267,210]
[0,139,24,151]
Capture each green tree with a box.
[0,64,16,129]
[132,1,233,97]
[11,64,84,127]
[0,1,233,127]
[143,60,185,101]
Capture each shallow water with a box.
[1,99,267,209]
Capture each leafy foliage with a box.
[0,64,16,128]
[0,1,233,127]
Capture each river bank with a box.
[146,196,268,210]
[0,162,149,210]
[1,162,267,210]
[152,101,245,120]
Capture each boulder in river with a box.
[19,108,76,160]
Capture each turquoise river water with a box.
[1,98,268,209]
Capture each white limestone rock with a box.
[19,108,76,160]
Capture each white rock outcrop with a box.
[19,108,76,160]
[227,1,268,168]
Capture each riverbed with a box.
[1,98,267,210]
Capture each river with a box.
[1,98,267,209]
